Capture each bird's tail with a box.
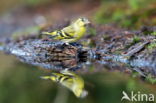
[41,31,52,35]
[40,75,57,81]
[41,31,58,38]
[40,76,51,80]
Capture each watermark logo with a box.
[121,91,155,102]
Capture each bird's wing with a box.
[46,34,58,38]
[62,26,75,35]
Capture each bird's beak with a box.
[85,20,90,24]
[84,20,90,26]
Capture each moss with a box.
[88,40,96,48]
[151,31,156,36]
[112,10,125,21]
[147,42,156,50]
[102,35,111,40]
[81,39,96,47]
[146,74,156,84]
[133,36,141,43]
[88,28,97,36]
[113,51,121,55]
[93,6,112,24]
[128,0,140,10]
[120,15,139,28]
[93,0,156,28]
[125,36,141,49]
[141,26,154,35]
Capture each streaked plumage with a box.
[42,17,90,43]
[40,70,88,98]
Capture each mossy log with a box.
[0,26,156,76]
[0,39,95,70]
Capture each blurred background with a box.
[0,0,156,103]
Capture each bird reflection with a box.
[40,69,88,98]
[29,43,88,70]
[38,57,87,71]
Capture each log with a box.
[0,25,156,76]
[0,39,95,70]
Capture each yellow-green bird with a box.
[42,17,90,43]
[40,70,88,98]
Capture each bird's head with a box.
[74,88,88,98]
[75,17,90,26]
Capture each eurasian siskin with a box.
[40,70,88,98]
[42,17,90,43]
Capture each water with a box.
[0,52,156,103]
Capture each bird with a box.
[42,17,90,43]
[40,69,88,98]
